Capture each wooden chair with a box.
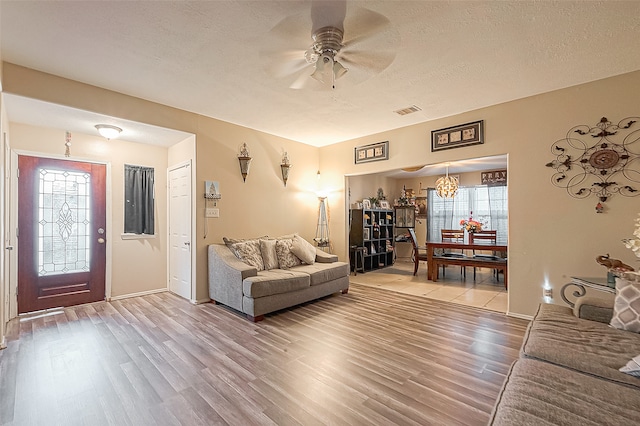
[440,229,466,277]
[469,230,500,280]
[408,228,428,276]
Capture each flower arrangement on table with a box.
[460,213,483,233]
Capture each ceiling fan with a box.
[263,0,398,90]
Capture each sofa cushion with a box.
[294,262,350,286]
[260,239,279,270]
[522,303,640,389]
[611,278,640,333]
[242,269,310,298]
[489,358,640,425]
[275,238,302,269]
[229,240,264,271]
[223,235,268,247]
[290,235,316,265]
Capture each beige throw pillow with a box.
[290,235,316,265]
[275,239,302,269]
[230,240,264,271]
[260,239,279,270]
[610,278,640,333]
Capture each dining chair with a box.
[408,228,428,276]
[468,230,500,280]
[440,229,466,277]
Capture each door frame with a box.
[167,160,196,303]
[9,150,112,317]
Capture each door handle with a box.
[98,238,105,244]
[5,246,13,250]
[184,242,191,246]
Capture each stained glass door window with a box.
[38,168,91,276]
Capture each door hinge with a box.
[16,228,19,238]
[16,168,19,178]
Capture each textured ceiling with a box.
[2,1,640,147]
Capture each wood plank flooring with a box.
[0,284,528,426]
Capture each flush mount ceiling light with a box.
[95,124,122,140]
[435,163,459,198]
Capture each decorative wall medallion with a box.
[545,117,640,205]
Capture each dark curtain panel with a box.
[124,165,155,234]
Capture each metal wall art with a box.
[545,117,640,208]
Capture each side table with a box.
[561,276,615,308]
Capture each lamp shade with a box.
[95,124,122,139]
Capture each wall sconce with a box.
[280,151,292,187]
[95,124,122,140]
[237,143,252,182]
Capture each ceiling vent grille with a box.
[394,105,422,116]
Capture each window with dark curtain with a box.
[124,164,155,235]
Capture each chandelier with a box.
[435,163,459,198]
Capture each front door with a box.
[18,156,106,314]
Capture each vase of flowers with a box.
[460,213,483,233]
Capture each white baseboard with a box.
[507,311,533,321]
[191,298,211,305]
[109,288,168,301]
[0,335,6,350]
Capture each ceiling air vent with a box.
[394,105,422,116]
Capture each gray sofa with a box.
[489,292,640,425]
[208,243,349,322]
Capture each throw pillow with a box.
[275,239,302,269]
[610,278,640,333]
[223,235,268,248]
[230,240,264,271]
[290,235,316,265]
[620,354,640,377]
[260,239,279,270]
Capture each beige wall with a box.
[322,70,640,316]
[2,63,324,304]
[0,94,6,347]
[9,123,168,298]
[3,62,640,317]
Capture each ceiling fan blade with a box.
[339,50,396,75]
[342,7,391,48]
[268,13,312,45]
[261,49,309,78]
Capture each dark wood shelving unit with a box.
[349,208,395,272]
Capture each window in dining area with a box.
[427,185,508,244]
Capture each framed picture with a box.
[363,228,370,240]
[431,120,484,152]
[355,141,389,164]
[362,199,371,209]
[415,196,427,218]
[379,200,390,209]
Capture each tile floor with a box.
[350,258,508,313]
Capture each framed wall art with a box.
[431,120,484,152]
[355,141,389,164]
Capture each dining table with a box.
[425,239,508,282]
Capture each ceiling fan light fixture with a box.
[310,53,333,83]
[333,60,348,79]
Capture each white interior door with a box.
[168,163,192,299]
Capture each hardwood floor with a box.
[0,284,528,426]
